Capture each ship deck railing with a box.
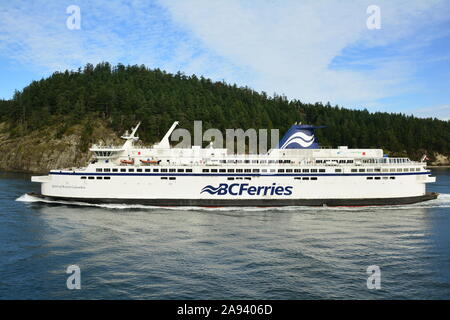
[90,145,125,150]
[115,160,424,167]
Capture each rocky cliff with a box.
[432,153,450,166]
[0,120,121,173]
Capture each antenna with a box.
[121,122,141,140]
[130,122,141,137]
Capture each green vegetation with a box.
[0,62,449,161]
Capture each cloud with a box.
[412,104,450,121]
[0,2,125,72]
[0,1,180,73]
[160,0,450,108]
[0,0,449,119]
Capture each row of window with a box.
[362,158,410,164]
[81,176,111,180]
[218,159,293,164]
[160,176,319,181]
[316,159,354,164]
[94,151,114,157]
[367,177,396,180]
[202,168,327,173]
[93,167,421,174]
[216,159,355,164]
[80,175,401,181]
[351,168,420,173]
[96,168,193,173]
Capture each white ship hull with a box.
[31,169,437,206]
[31,121,438,207]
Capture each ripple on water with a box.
[3,171,450,299]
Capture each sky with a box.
[0,0,449,120]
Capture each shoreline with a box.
[427,165,450,168]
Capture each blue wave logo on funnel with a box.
[277,124,325,149]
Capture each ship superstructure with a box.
[31,122,438,206]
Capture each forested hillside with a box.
[0,62,449,168]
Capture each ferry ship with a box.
[30,122,438,206]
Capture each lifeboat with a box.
[120,159,134,165]
[140,159,161,165]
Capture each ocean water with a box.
[0,169,449,299]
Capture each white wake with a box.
[16,193,450,212]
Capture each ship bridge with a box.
[90,145,124,159]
